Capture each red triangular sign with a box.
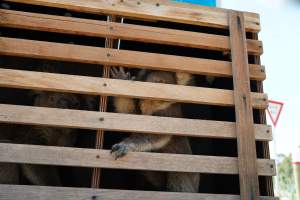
[267,100,284,127]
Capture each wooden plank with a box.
[92,15,117,188]
[0,68,268,108]
[4,0,260,32]
[0,9,263,55]
[252,31,275,196]
[0,104,272,141]
[0,143,275,175]
[229,11,260,199]
[0,185,279,200]
[0,37,265,80]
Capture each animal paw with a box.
[111,143,130,159]
[111,67,135,80]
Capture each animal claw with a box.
[111,143,130,159]
[110,67,133,80]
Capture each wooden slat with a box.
[252,31,275,196]
[0,9,263,55]
[0,68,268,108]
[0,104,272,141]
[4,0,261,32]
[0,37,266,80]
[92,15,117,188]
[0,185,279,200]
[0,143,275,175]
[229,12,260,199]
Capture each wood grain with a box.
[0,37,266,80]
[0,185,279,200]
[0,143,275,175]
[0,104,272,141]
[0,9,263,55]
[3,0,260,32]
[229,11,260,199]
[92,15,117,188]
[0,68,268,108]
[252,31,275,196]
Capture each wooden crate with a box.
[0,0,276,199]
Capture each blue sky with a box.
[221,0,300,155]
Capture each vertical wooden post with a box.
[229,11,260,200]
[91,15,116,188]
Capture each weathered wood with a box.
[0,185,279,200]
[92,15,117,188]
[0,9,263,55]
[252,31,274,196]
[229,11,260,199]
[0,143,275,175]
[0,37,265,80]
[0,104,272,141]
[3,0,260,32]
[0,68,268,108]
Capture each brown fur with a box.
[14,91,81,186]
[0,62,97,186]
[111,68,199,192]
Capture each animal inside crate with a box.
[0,0,277,199]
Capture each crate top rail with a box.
[3,0,261,32]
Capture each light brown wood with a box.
[0,143,275,175]
[0,68,268,108]
[0,104,272,141]
[252,31,274,196]
[92,15,117,188]
[0,37,265,80]
[0,9,263,55]
[4,0,260,32]
[0,185,279,200]
[229,11,260,199]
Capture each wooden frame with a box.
[0,185,279,200]
[0,9,263,55]
[229,11,260,199]
[4,0,261,32]
[91,14,117,189]
[0,143,275,175]
[0,0,275,199]
[0,68,268,108]
[0,104,272,141]
[0,37,266,80]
